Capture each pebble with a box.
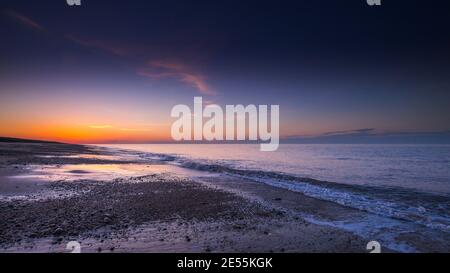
[54,228,64,235]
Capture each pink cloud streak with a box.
[138,60,216,95]
[5,10,46,32]
[4,11,216,95]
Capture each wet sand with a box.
[0,142,377,253]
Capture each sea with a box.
[98,144,450,252]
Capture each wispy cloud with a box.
[88,124,169,131]
[5,10,46,32]
[5,10,129,59]
[321,128,375,136]
[284,128,376,139]
[65,35,130,57]
[119,128,152,132]
[283,129,450,144]
[4,10,130,59]
[88,125,113,129]
[4,11,216,95]
[138,60,216,95]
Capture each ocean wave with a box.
[136,150,450,233]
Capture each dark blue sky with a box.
[1,0,450,142]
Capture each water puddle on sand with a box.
[10,163,217,183]
[35,152,141,162]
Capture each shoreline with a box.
[0,142,446,253]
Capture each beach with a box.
[1,0,450,260]
[0,142,377,253]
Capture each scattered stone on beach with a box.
[0,173,272,250]
[54,228,64,236]
[0,142,413,253]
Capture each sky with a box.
[1,0,450,143]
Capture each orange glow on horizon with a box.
[0,122,172,144]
